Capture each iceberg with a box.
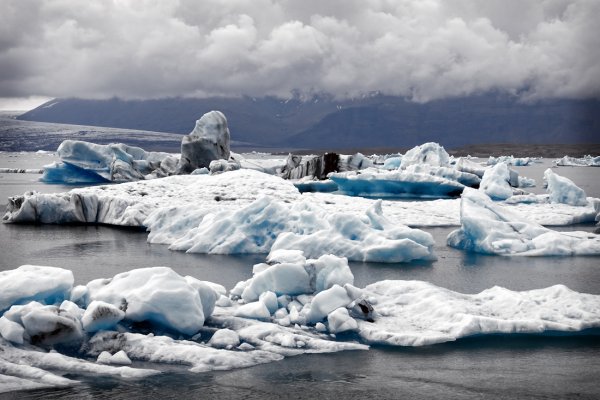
[544,168,588,206]
[447,188,600,255]
[479,162,515,200]
[400,142,450,168]
[231,253,354,303]
[86,267,218,335]
[327,307,358,333]
[4,169,301,225]
[18,303,83,346]
[97,350,132,365]
[487,155,533,166]
[328,143,483,199]
[382,156,402,170]
[0,265,73,313]
[177,111,231,173]
[42,140,176,183]
[280,153,340,180]
[357,280,600,346]
[164,195,434,263]
[269,200,436,263]
[208,328,240,349]
[81,300,125,333]
[454,157,486,177]
[330,168,466,198]
[554,155,600,167]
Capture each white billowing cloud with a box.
[0,0,598,101]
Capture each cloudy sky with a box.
[1,0,599,109]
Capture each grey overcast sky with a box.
[1,0,599,109]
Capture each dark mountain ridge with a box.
[18,94,600,150]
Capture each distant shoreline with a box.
[279,143,600,158]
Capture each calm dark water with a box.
[1,153,599,399]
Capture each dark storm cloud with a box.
[1,0,598,101]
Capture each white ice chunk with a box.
[306,285,352,324]
[69,285,88,305]
[21,304,83,345]
[96,351,113,364]
[358,280,600,346]
[401,142,450,168]
[0,265,73,313]
[267,249,307,265]
[86,267,213,335]
[87,331,283,373]
[554,155,600,167]
[241,263,312,302]
[311,255,355,293]
[0,340,157,384]
[455,157,486,177]
[81,301,125,333]
[518,176,536,188]
[208,328,240,349]
[330,168,465,199]
[109,350,132,365]
[479,162,513,200]
[448,188,600,255]
[259,292,279,315]
[234,301,272,321]
[327,308,358,333]
[0,316,25,344]
[544,168,588,206]
[0,356,76,392]
[42,140,174,183]
[270,201,436,263]
[239,254,355,304]
[184,276,220,320]
[382,156,402,170]
[487,156,532,166]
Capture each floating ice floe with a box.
[0,339,159,393]
[330,143,481,198]
[544,168,588,206]
[85,267,219,335]
[269,200,436,263]
[447,188,600,255]
[4,169,300,226]
[42,140,176,183]
[330,168,467,198]
[554,155,600,167]
[161,195,435,263]
[487,155,534,166]
[479,162,518,200]
[401,142,450,168]
[356,280,600,346]
[454,157,486,177]
[226,254,600,344]
[0,265,73,313]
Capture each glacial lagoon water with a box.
[0,153,599,399]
